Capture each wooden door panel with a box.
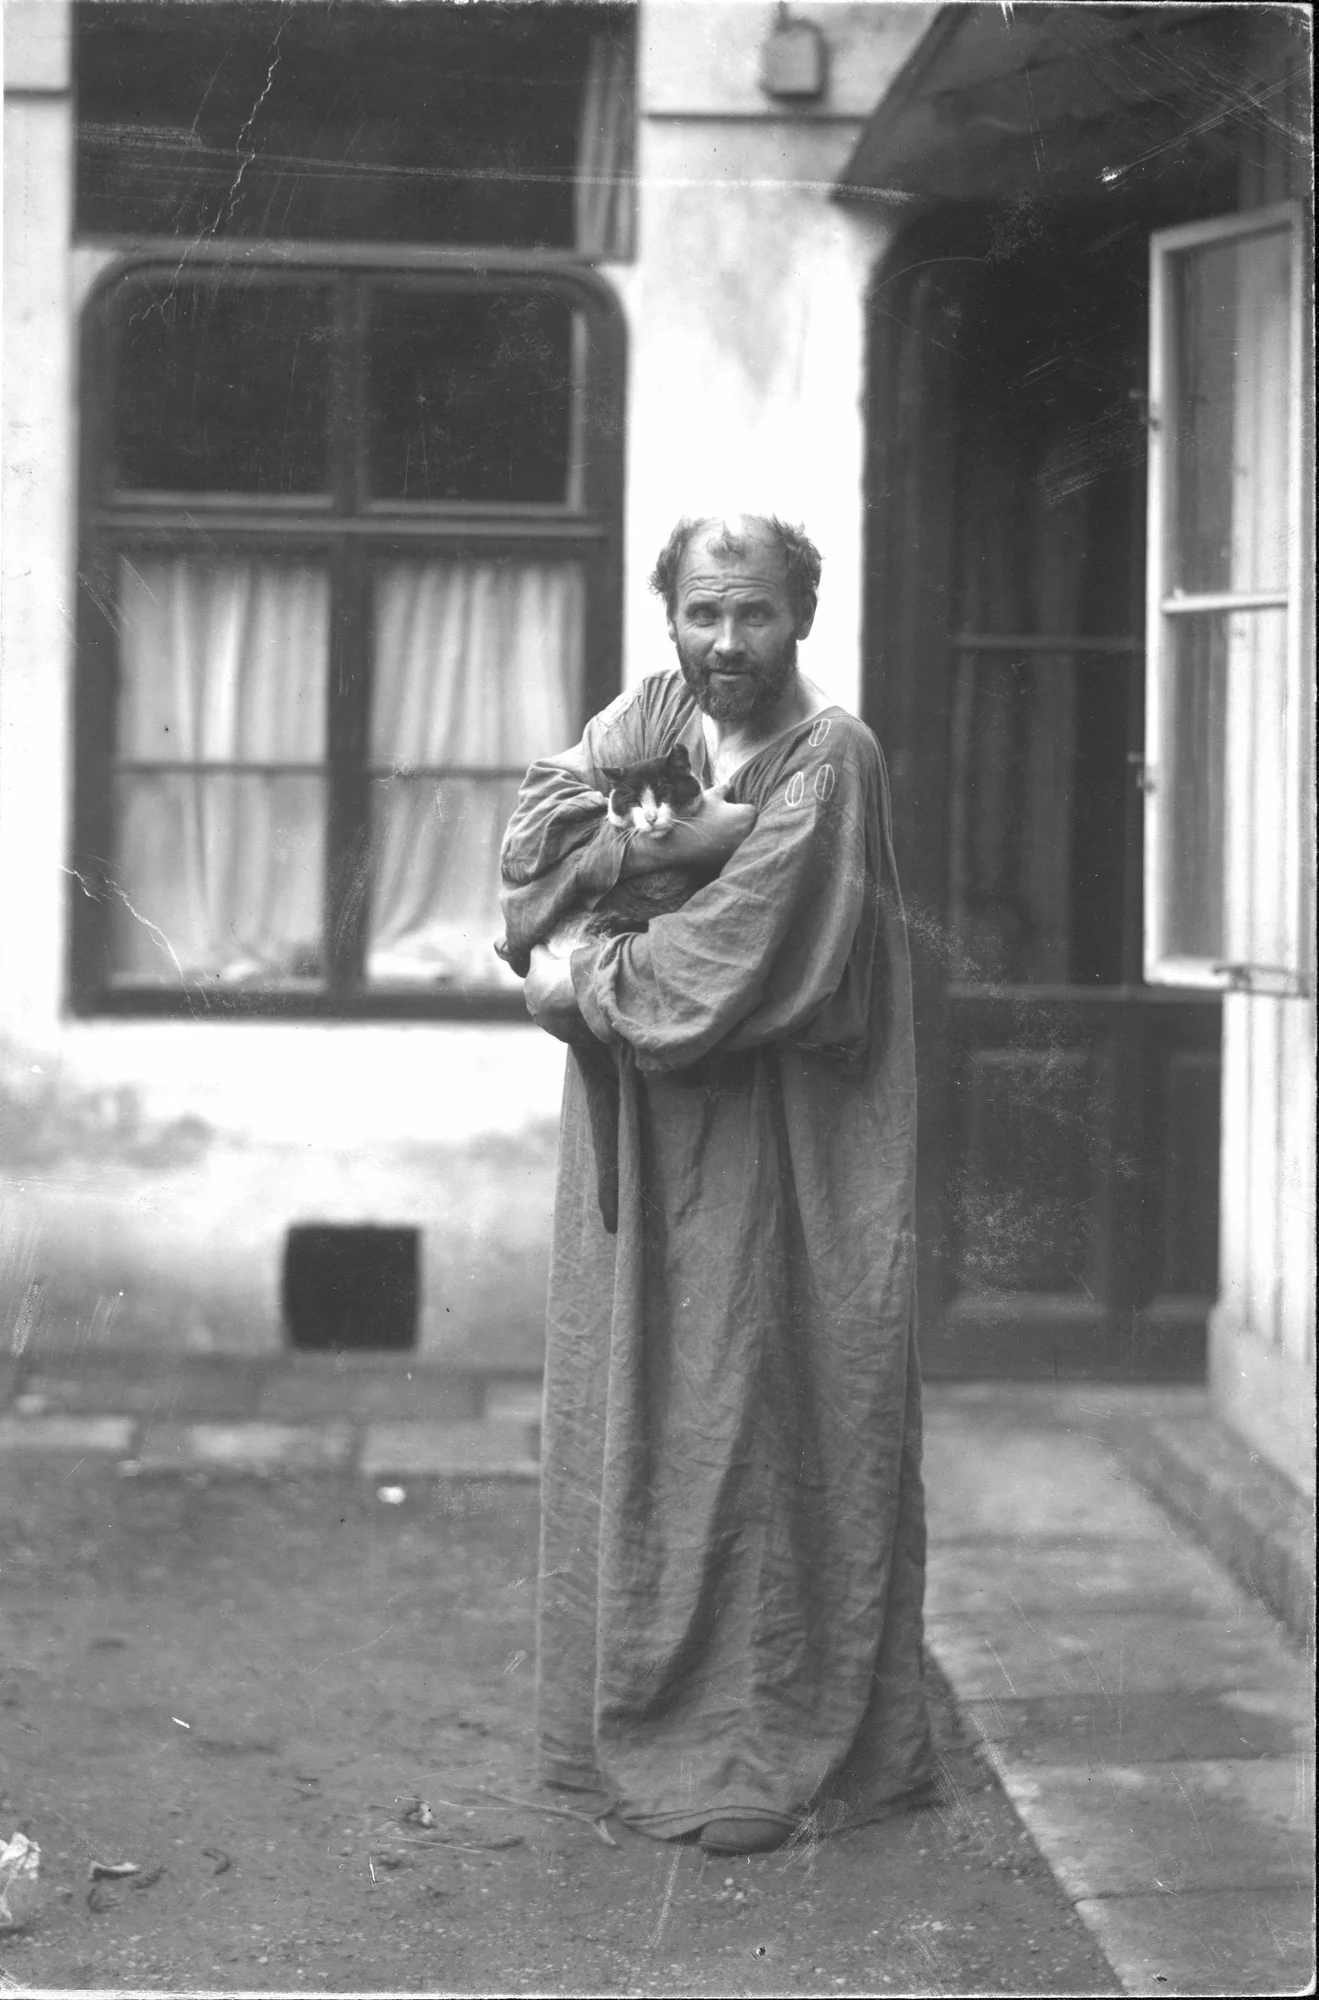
[951,1047,1104,1296]
[920,994,1219,1378]
[1160,1051,1222,1297]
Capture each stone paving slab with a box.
[923,1389,1315,1998]
[482,1379,545,1424]
[964,1688,1314,1766]
[924,1424,1171,1542]
[998,1758,1314,1899]
[0,1414,136,1454]
[1073,1884,1317,1997]
[1129,1415,1315,1646]
[257,1366,483,1423]
[16,1360,262,1419]
[925,1604,1305,1701]
[134,1421,355,1474]
[359,1418,539,1479]
[925,1535,1251,1624]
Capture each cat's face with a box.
[602,744,702,836]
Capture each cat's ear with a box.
[599,766,626,785]
[666,743,691,772]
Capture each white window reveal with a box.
[1144,202,1311,996]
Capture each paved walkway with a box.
[923,1385,1314,1998]
[1,1360,1313,1995]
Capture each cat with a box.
[497,742,713,1234]
[546,742,707,956]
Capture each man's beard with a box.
[676,637,798,725]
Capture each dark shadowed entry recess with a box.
[862,203,1224,1379]
[848,0,1308,1380]
[283,1225,419,1352]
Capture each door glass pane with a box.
[1156,603,1289,970]
[365,557,584,986]
[113,281,332,496]
[1157,613,1230,961]
[1170,225,1292,595]
[948,648,1133,986]
[367,290,576,504]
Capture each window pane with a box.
[367,292,575,504]
[117,556,328,761]
[1170,226,1293,595]
[369,558,584,767]
[111,773,325,985]
[77,2,621,249]
[113,283,331,496]
[365,557,584,989]
[367,774,521,990]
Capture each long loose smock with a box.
[499,670,933,1841]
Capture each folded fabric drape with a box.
[367,558,585,987]
[114,556,327,983]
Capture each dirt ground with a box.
[0,1457,1120,1997]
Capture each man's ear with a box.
[795,602,817,643]
[666,613,679,646]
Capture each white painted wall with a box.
[617,1,935,704]
[1211,994,1317,1496]
[1,0,933,1366]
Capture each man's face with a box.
[667,531,809,725]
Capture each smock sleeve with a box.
[498,686,660,973]
[570,717,886,1071]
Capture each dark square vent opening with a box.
[283,1225,419,1353]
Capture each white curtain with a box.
[367,558,585,987]
[575,31,635,260]
[114,556,327,984]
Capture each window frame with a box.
[70,246,626,1020]
[1143,200,1310,997]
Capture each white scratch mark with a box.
[223,32,285,230]
[647,1843,683,1951]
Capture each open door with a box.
[865,204,1221,1377]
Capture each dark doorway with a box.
[283,1225,419,1353]
[865,196,1223,1378]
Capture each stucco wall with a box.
[1,0,931,1366]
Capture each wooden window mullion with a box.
[324,277,373,998]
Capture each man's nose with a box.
[712,617,742,657]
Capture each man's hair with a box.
[648,515,823,628]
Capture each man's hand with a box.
[524,944,584,1043]
[618,787,756,880]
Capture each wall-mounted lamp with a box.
[760,4,827,104]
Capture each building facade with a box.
[2,2,1313,1492]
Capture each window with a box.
[1144,203,1311,995]
[75,1,635,257]
[72,262,624,1016]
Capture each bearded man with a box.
[499,514,933,1855]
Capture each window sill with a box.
[71,987,532,1023]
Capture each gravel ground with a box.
[0,1458,1120,1995]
